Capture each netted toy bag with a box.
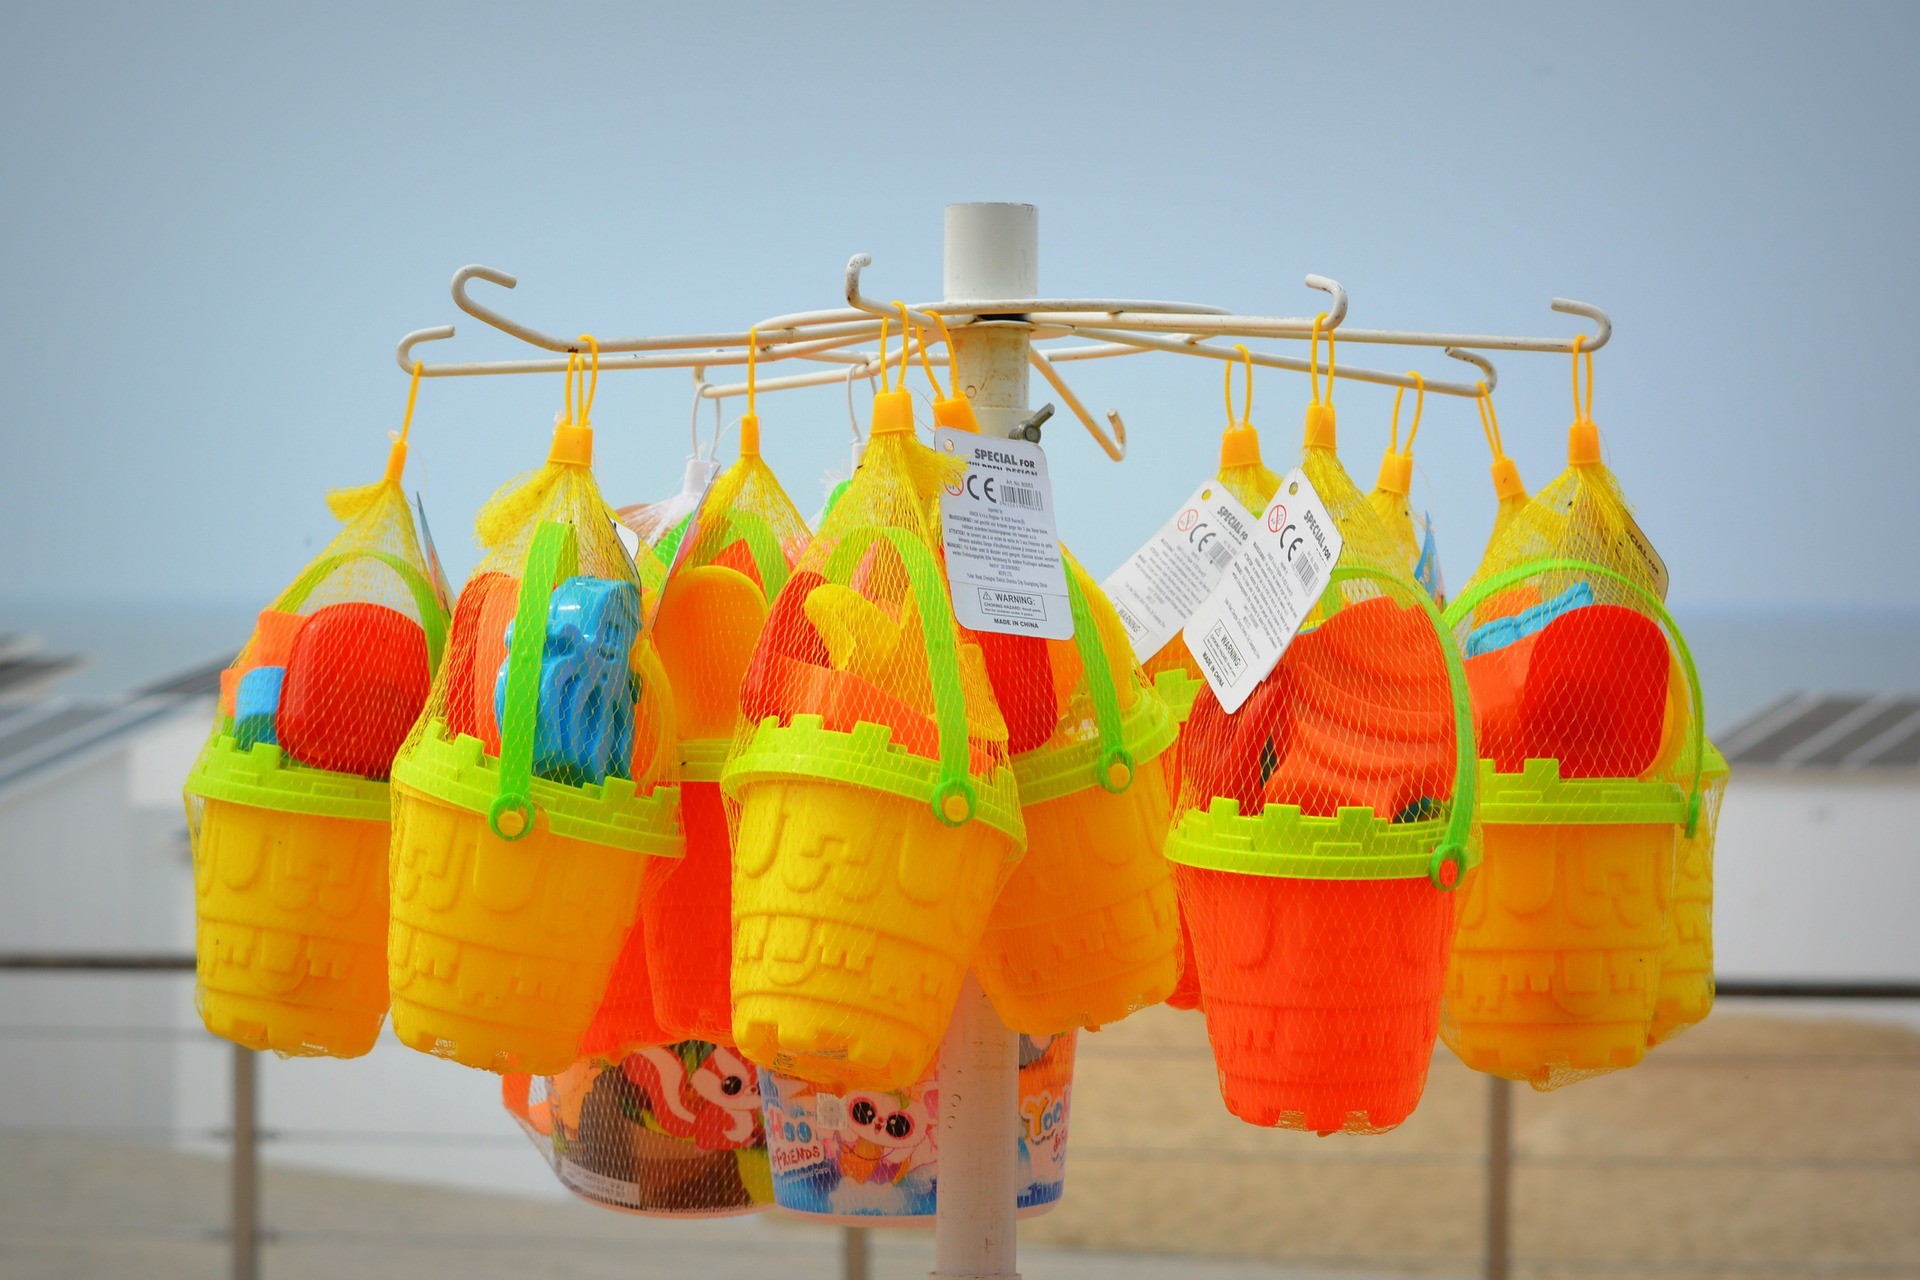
[503,1041,771,1216]
[388,348,684,1075]
[722,331,1024,1092]
[1440,346,1713,1089]
[643,361,814,1047]
[185,366,449,1059]
[1146,371,1286,1014]
[974,550,1180,1034]
[1165,323,1479,1135]
[1365,373,1445,602]
[761,1031,1075,1221]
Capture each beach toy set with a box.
[503,1040,773,1216]
[1141,371,1288,1015]
[723,328,1026,1091]
[761,1031,1075,1222]
[974,550,1181,1035]
[387,347,684,1076]
[185,368,449,1058]
[637,357,813,1048]
[1166,325,1479,1135]
[1441,345,1717,1090]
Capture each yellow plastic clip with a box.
[738,325,762,458]
[383,359,423,484]
[869,314,915,436]
[1477,382,1525,500]
[548,335,598,466]
[1567,334,1601,465]
[917,309,979,433]
[1375,370,1423,496]
[1302,313,1337,450]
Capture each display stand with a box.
[391,201,1611,1280]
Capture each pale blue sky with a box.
[3,1,1918,615]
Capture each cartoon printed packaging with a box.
[761,1032,1075,1222]
[503,1041,772,1217]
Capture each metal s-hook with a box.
[1029,347,1126,461]
[1551,299,1612,353]
[1303,274,1349,329]
[1444,347,1498,393]
[396,325,456,374]
[450,265,592,351]
[844,255,946,329]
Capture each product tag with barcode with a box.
[937,428,1073,640]
[1182,468,1343,713]
[1102,481,1256,665]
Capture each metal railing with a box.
[4,954,1916,1280]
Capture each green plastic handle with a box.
[273,550,450,675]
[1061,565,1131,793]
[822,527,976,827]
[488,521,579,841]
[1443,558,1706,838]
[1321,565,1477,891]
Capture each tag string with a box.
[577,334,600,426]
[1476,381,1505,460]
[746,325,759,419]
[1571,333,1594,423]
[1309,312,1337,407]
[892,301,914,394]
[1389,370,1425,454]
[399,359,423,444]
[1224,343,1254,428]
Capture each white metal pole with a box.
[930,202,1032,1280]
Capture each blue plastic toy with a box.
[233,666,285,750]
[1463,582,1594,657]
[494,575,640,783]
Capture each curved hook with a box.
[1551,298,1612,353]
[1029,347,1125,461]
[396,325,456,374]
[1303,274,1349,329]
[844,254,945,328]
[452,264,594,352]
[1444,347,1498,393]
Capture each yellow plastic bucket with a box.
[1441,559,1710,1089]
[1442,760,1682,1085]
[725,718,1023,1091]
[187,737,391,1057]
[388,522,684,1076]
[723,524,1024,1091]
[976,571,1183,1035]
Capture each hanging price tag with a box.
[936,428,1073,640]
[1103,481,1256,665]
[1182,468,1343,713]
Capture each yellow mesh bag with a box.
[721,323,1023,1091]
[1164,324,1479,1135]
[184,368,450,1059]
[1440,345,1714,1091]
[638,358,814,1048]
[502,1041,772,1217]
[387,347,684,1075]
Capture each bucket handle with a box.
[822,526,977,827]
[714,509,792,599]
[1321,564,1477,891]
[272,550,450,675]
[1061,563,1133,794]
[1444,558,1706,837]
[489,520,580,841]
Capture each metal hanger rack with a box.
[392,203,1611,1280]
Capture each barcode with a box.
[1204,538,1235,569]
[1293,551,1322,594]
[999,482,1044,510]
